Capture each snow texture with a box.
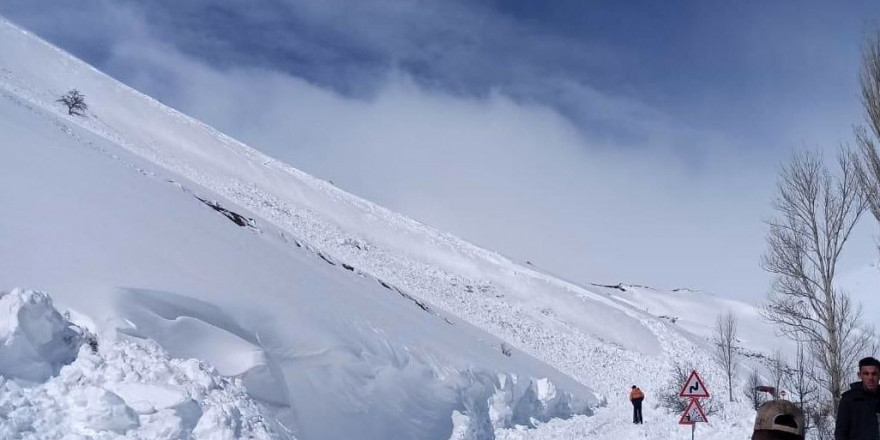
[0,288,81,383]
[0,288,287,440]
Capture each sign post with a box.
[678,370,710,440]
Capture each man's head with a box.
[858,357,880,392]
[751,400,804,440]
[631,385,637,389]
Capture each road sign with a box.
[678,398,709,424]
[679,370,710,398]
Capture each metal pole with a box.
[691,423,695,440]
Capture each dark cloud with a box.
[6,0,874,151]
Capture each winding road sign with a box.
[678,370,710,398]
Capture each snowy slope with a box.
[598,284,786,358]
[0,17,595,440]
[0,15,795,440]
[0,62,592,439]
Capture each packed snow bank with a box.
[0,287,590,440]
[114,288,290,408]
[0,288,82,383]
[450,371,591,439]
[0,288,291,440]
[113,288,593,440]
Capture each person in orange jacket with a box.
[630,385,645,424]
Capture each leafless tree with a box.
[761,149,871,411]
[851,31,880,231]
[806,400,836,440]
[743,370,765,410]
[791,339,820,433]
[712,311,738,402]
[767,349,790,399]
[57,89,88,116]
[762,152,870,407]
[659,362,720,415]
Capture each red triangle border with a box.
[678,370,710,398]
[678,397,709,424]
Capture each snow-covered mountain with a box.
[0,15,794,440]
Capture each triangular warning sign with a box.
[678,398,709,424]
[678,370,710,398]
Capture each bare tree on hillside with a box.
[791,339,820,433]
[767,349,791,398]
[743,370,765,410]
[761,150,871,410]
[57,89,87,116]
[659,362,720,415]
[713,311,738,402]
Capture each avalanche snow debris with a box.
[0,288,291,440]
[0,288,82,383]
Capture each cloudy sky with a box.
[2,1,879,302]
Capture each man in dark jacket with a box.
[835,356,880,440]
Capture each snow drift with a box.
[0,288,287,439]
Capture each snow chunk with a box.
[450,370,591,440]
[0,288,82,382]
[107,383,189,414]
[449,410,479,440]
[0,337,286,439]
[69,386,140,434]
